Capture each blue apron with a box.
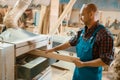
[73,26,104,80]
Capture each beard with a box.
[81,18,92,26]
[83,20,90,26]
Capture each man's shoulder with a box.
[98,23,105,28]
[77,27,84,34]
[97,23,105,33]
[97,24,113,37]
[78,27,84,31]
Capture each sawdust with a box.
[0,28,37,42]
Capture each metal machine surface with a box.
[16,54,50,80]
[0,28,52,80]
[0,0,78,79]
[0,0,52,79]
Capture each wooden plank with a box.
[49,0,76,35]
[29,50,79,63]
[42,6,50,34]
[38,6,47,34]
[32,0,51,6]
[49,0,59,33]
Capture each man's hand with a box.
[73,58,85,67]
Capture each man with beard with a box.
[46,3,114,80]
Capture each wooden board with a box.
[32,0,51,6]
[49,0,59,34]
[49,0,76,35]
[42,6,50,34]
[29,50,79,63]
[38,6,47,34]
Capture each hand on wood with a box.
[73,58,84,67]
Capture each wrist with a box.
[81,62,86,67]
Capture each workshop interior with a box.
[0,0,120,80]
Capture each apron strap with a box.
[89,25,104,43]
[80,25,104,42]
[92,25,104,37]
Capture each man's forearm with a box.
[83,58,107,67]
[53,41,71,51]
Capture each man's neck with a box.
[87,21,96,29]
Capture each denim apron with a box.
[73,26,104,80]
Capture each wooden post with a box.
[49,0,76,35]
[49,0,59,34]
[38,5,47,34]
[42,6,50,34]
